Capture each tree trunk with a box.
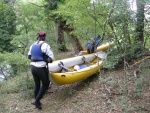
[55,22,68,51]
[135,0,145,42]
[59,22,83,54]
[65,30,83,54]
[56,22,83,53]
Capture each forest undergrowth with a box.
[0,53,150,113]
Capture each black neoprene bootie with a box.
[31,101,42,110]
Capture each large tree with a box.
[44,0,83,53]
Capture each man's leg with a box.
[35,67,49,104]
[31,66,40,99]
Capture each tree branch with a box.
[31,3,44,7]
[101,0,116,41]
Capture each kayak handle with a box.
[58,61,72,72]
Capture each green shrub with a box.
[103,46,124,69]
[0,52,30,77]
[0,74,34,94]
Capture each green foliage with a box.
[0,52,33,95]
[0,52,28,66]
[0,32,12,52]
[119,96,131,112]
[0,73,34,94]
[53,0,111,40]
[14,0,57,53]
[99,76,117,88]
[131,66,150,98]
[0,0,16,52]
[0,1,16,35]
[144,25,150,48]
[15,1,45,33]
[103,41,147,69]
[103,44,124,69]
[0,52,30,76]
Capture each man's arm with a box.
[41,43,54,63]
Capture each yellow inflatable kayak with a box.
[48,42,113,85]
[50,62,103,85]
